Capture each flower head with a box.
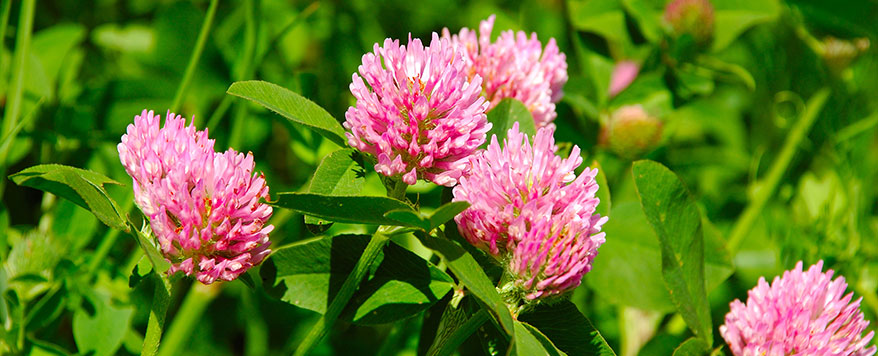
[443,15,568,129]
[453,123,606,300]
[118,109,273,284]
[344,33,490,187]
[720,261,876,356]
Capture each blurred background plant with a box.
[1,0,876,355]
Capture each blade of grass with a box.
[228,0,258,149]
[1,0,34,152]
[0,0,35,203]
[206,2,318,132]
[727,88,830,252]
[0,0,11,63]
[156,283,222,356]
[169,0,219,113]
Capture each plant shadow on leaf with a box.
[261,234,453,325]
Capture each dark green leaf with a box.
[519,300,617,356]
[304,148,365,226]
[672,337,710,356]
[414,234,514,335]
[484,98,536,146]
[271,192,417,226]
[9,164,127,231]
[227,80,347,146]
[621,0,663,43]
[632,160,712,343]
[263,234,453,325]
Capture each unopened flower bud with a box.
[609,61,639,97]
[600,105,662,159]
[822,36,870,75]
[664,0,715,46]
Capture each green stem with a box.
[0,0,34,203]
[294,229,392,356]
[205,94,233,132]
[0,0,12,59]
[228,0,257,148]
[141,275,171,356]
[1,0,32,136]
[242,287,268,356]
[429,309,489,356]
[209,2,317,131]
[170,0,219,113]
[726,88,831,253]
[156,283,221,356]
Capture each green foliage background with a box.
[1,0,877,355]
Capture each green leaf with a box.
[263,234,453,325]
[710,0,781,52]
[270,192,418,226]
[519,300,617,356]
[587,202,733,311]
[383,201,471,232]
[425,304,489,356]
[512,321,565,356]
[587,202,673,311]
[672,337,710,356]
[632,160,712,344]
[568,0,630,48]
[484,98,536,146]
[72,290,134,356]
[9,164,127,231]
[304,148,366,226]
[415,234,514,335]
[428,201,470,230]
[383,210,431,231]
[226,80,347,146]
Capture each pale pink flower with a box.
[118,109,273,284]
[443,15,568,129]
[609,61,639,97]
[453,123,606,299]
[720,261,876,356]
[344,33,490,187]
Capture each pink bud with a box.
[609,61,639,97]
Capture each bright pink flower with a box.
[118,109,273,284]
[720,261,876,356]
[609,61,639,97]
[344,33,490,187]
[443,15,568,129]
[453,123,606,299]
